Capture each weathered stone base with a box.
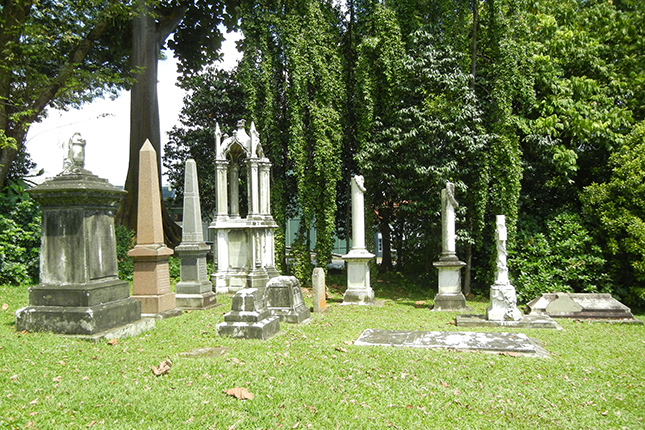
[455,314,563,330]
[216,287,280,340]
[342,287,375,305]
[62,318,156,342]
[355,328,550,358]
[134,292,181,317]
[266,276,311,324]
[16,297,142,335]
[527,293,642,323]
[431,293,472,312]
[176,292,218,310]
[216,317,280,340]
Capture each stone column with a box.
[342,175,375,305]
[214,160,229,220]
[486,215,522,321]
[15,135,147,337]
[175,159,217,310]
[246,158,260,218]
[259,159,271,217]
[432,182,469,311]
[128,140,181,319]
[228,161,240,218]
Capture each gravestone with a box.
[265,275,311,323]
[216,288,280,340]
[456,215,561,330]
[528,293,642,323]
[342,175,375,305]
[486,215,522,321]
[15,134,149,337]
[175,159,217,310]
[128,140,182,318]
[312,267,327,313]
[209,121,279,293]
[432,182,469,311]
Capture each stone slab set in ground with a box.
[355,329,550,358]
[175,159,217,310]
[15,134,148,338]
[342,175,375,305]
[216,288,280,340]
[455,314,563,330]
[432,182,470,312]
[128,140,182,319]
[265,276,310,323]
[527,293,643,324]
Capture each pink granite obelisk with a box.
[128,140,181,318]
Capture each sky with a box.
[25,32,242,187]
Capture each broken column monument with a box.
[128,140,182,318]
[175,159,217,310]
[209,120,279,293]
[432,182,469,311]
[342,175,375,305]
[15,134,151,337]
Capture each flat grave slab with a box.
[355,328,550,358]
[456,314,563,330]
[527,293,642,324]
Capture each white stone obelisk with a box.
[342,175,375,305]
[432,182,469,311]
[175,159,217,310]
[486,215,522,321]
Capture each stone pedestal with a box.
[216,288,280,340]
[175,159,217,310]
[266,276,310,323]
[432,259,469,311]
[486,283,523,321]
[129,140,181,319]
[312,267,327,313]
[15,134,144,336]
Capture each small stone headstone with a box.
[312,268,327,313]
[216,288,280,340]
[266,276,311,323]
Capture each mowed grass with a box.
[1,282,644,430]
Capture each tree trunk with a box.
[379,212,393,271]
[116,0,184,247]
[463,242,472,296]
[470,0,479,90]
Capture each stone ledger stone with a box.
[266,276,311,323]
[312,267,327,313]
[15,134,144,336]
[216,288,280,340]
[129,140,181,318]
[175,159,217,310]
[528,293,642,323]
[342,175,375,305]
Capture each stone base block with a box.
[132,292,179,317]
[175,280,213,296]
[527,293,641,322]
[216,316,280,340]
[342,287,375,305]
[455,314,563,330]
[431,293,471,312]
[15,297,142,335]
[176,292,218,310]
[64,318,156,342]
[270,306,311,324]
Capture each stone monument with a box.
[342,175,375,305]
[209,120,279,293]
[265,275,311,323]
[312,267,327,313]
[175,159,217,310]
[216,288,280,340]
[432,182,469,311]
[455,215,562,329]
[486,215,522,321]
[15,134,150,337]
[128,140,182,318]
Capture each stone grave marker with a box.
[312,267,327,313]
[265,275,310,323]
[528,293,642,323]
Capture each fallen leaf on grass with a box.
[344,340,354,345]
[445,321,456,326]
[498,351,522,358]
[414,301,426,308]
[29,398,38,405]
[107,339,118,346]
[2,303,8,311]
[151,359,172,376]
[440,381,449,388]
[52,376,62,383]
[601,410,608,416]
[224,387,254,400]
[335,347,348,353]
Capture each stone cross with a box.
[486,215,521,321]
[494,215,510,285]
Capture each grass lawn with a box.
[1,280,644,429]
